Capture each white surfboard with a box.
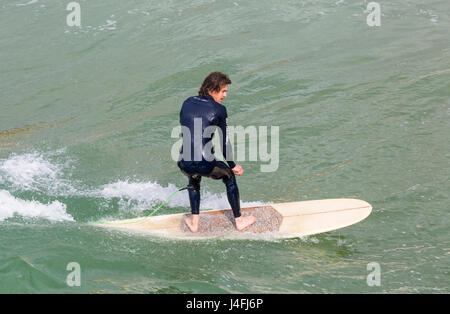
[92,198,372,240]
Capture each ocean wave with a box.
[97,180,265,213]
[0,152,265,220]
[0,189,73,222]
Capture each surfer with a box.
[177,72,256,232]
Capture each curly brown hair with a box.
[198,72,232,96]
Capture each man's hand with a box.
[232,164,244,176]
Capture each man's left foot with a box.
[185,215,199,233]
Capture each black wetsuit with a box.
[177,95,241,218]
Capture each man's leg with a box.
[185,175,201,232]
[209,162,256,231]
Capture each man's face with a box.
[209,85,228,104]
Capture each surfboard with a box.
[93,198,372,240]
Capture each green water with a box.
[0,0,448,293]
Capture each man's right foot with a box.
[235,215,256,231]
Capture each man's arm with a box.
[218,110,236,169]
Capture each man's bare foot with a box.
[235,215,256,231]
[185,214,199,233]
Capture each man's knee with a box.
[208,165,233,181]
[188,175,201,191]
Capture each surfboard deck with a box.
[93,198,372,240]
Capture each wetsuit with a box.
[177,94,241,218]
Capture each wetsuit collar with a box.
[201,94,218,104]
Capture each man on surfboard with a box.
[177,72,256,232]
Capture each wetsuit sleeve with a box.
[218,108,236,169]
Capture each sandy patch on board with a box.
[180,206,283,237]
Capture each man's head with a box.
[198,72,231,104]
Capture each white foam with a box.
[0,153,59,190]
[97,180,265,213]
[0,189,73,222]
[0,152,77,195]
[417,9,439,23]
[96,20,117,31]
[98,180,186,209]
[16,0,39,6]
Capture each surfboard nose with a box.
[272,199,373,237]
